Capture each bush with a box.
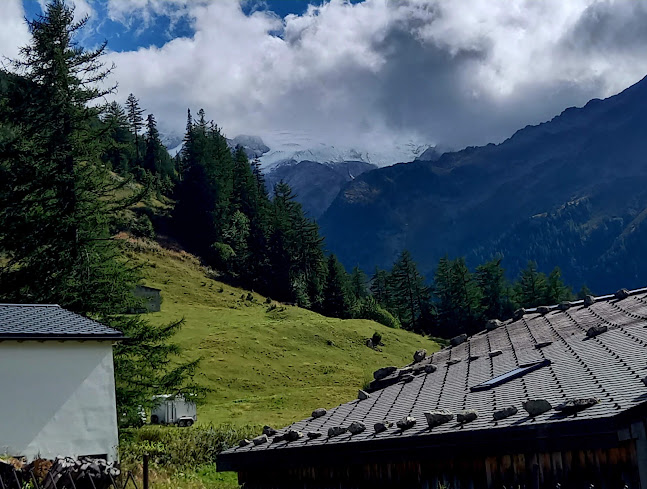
[356,297,401,329]
[371,331,382,347]
[119,424,260,471]
[211,242,235,270]
[130,213,156,239]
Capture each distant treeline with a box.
[369,254,586,336]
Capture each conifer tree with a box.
[391,250,432,332]
[515,261,549,308]
[349,266,368,302]
[142,112,173,185]
[0,0,203,424]
[475,258,514,321]
[323,254,352,318]
[144,113,161,174]
[250,157,268,199]
[101,101,135,174]
[577,284,593,299]
[433,256,482,335]
[370,267,390,306]
[545,267,573,304]
[232,145,258,218]
[125,93,144,163]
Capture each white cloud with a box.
[0,0,30,63]
[5,0,647,161]
[103,0,647,159]
[37,0,95,23]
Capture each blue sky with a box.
[22,1,360,52]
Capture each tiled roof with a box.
[0,304,124,340]
[220,288,647,467]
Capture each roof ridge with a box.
[0,303,60,307]
[523,286,647,315]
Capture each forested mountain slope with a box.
[319,75,647,292]
[264,160,376,218]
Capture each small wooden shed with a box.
[218,288,647,488]
[133,285,162,313]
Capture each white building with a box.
[0,304,123,461]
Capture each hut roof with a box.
[218,288,647,471]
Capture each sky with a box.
[2,0,647,162]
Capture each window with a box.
[470,359,551,392]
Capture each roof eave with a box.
[0,334,125,341]
[217,416,624,472]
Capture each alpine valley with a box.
[318,75,647,294]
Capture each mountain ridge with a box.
[319,74,647,292]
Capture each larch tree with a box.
[0,0,205,425]
[323,254,352,318]
[125,93,144,164]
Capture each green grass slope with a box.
[127,239,439,428]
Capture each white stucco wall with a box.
[0,341,119,461]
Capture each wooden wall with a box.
[238,441,640,489]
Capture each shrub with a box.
[371,331,382,347]
[130,214,156,239]
[356,297,401,329]
[211,242,235,270]
[119,424,260,471]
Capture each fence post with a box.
[142,454,148,489]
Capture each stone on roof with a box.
[413,349,427,363]
[450,334,467,346]
[424,410,454,428]
[311,408,327,419]
[0,304,123,340]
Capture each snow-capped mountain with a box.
[259,131,429,169]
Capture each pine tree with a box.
[515,261,549,308]
[231,145,258,218]
[101,101,135,174]
[433,256,482,335]
[323,254,352,318]
[125,93,144,164]
[267,181,301,301]
[577,284,593,299]
[0,0,204,424]
[251,157,268,199]
[144,113,160,174]
[391,250,432,332]
[370,267,389,305]
[545,267,573,304]
[475,258,514,321]
[349,266,368,302]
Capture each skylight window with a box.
[470,359,551,392]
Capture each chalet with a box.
[218,288,647,488]
[0,304,123,461]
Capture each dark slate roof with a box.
[219,288,647,469]
[0,304,124,340]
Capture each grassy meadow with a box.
[126,237,440,428]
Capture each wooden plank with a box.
[484,456,496,487]
[512,453,525,480]
[540,452,551,481]
[550,451,563,479]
